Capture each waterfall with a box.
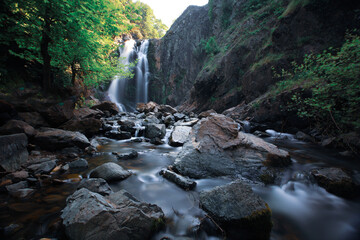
[107,39,150,112]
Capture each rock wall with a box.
[148,0,360,113]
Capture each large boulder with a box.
[34,128,90,151]
[77,178,113,196]
[0,120,35,137]
[158,104,177,114]
[90,162,131,181]
[0,133,28,172]
[169,126,191,147]
[145,124,166,139]
[173,114,290,179]
[60,118,102,137]
[43,100,75,127]
[200,181,272,239]
[61,188,165,240]
[311,168,360,198]
[73,107,103,119]
[91,101,119,115]
[18,112,49,128]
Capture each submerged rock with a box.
[200,181,272,239]
[169,126,191,147]
[173,114,290,179]
[34,128,90,151]
[311,167,359,198]
[61,188,165,240]
[90,162,131,181]
[0,133,28,172]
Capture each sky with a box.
[134,0,209,28]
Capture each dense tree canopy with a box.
[0,0,167,90]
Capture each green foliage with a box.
[132,1,168,39]
[204,37,220,56]
[273,34,360,133]
[208,0,214,21]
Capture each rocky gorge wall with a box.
[147,0,360,113]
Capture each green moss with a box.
[280,0,310,18]
[250,53,284,72]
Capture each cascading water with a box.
[107,39,150,112]
[136,40,150,104]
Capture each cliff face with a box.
[148,0,360,113]
[148,5,211,106]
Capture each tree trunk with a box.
[40,5,52,91]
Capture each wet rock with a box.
[27,160,57,174]
[77,178,113,196]
[0,133,28,172]
[150,137,164,145]
[144,115,161,125]
[60,118,102,137]
[169,126,191,147]
[90,162,131,181]
[61,188,164,240]
[131,137,143,143]
[90,137,113,148]
[118,119,136,134]
[68,158,88,169]
[158,104,177,114]
[253,130,271,138]
[174,113,186,121]
[136,101,159,113]
[145,124,166,139]
[5,181,28,192]
[34,128,90,150]
[91,101,119,115]
[0,120,36,137]
[174,118,199,127]
[295,131,315,142]
[321,137,336,147]
[311,168,359,198]
[173,114,290,179]
[5,170,29,182]
[198,109,217,119]
[73,107,103,119]
[9,188,35,198]
[105,130,132,140]
[200,181,272,239]
[43,100,74,127]
[114,150,138,160]
[164,115,175,127]
[159,169,196,190]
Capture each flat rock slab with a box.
[200,181,272,239]
[34,128,90,151]
[90,162,131,181]
[61,188,164,240]
[311,167,359,198]
[169,126,192,147]
[27,160,57,174]
[0,133,28,172]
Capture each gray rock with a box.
[159,169,196,190]
[27,159,57,174]
[0,133,28,172]
[77,178,113,196]
[174,113,186,121]
[61,188,164,240]
[200,181,272,239]
[68,158,88,169]
[105,130,132,140]
[164,115,175,126]
[311,168,359,198]
[90,162,131,181]
[295,131,315,142]
[34,128,90,151]
[174,118,199,127]
[5,181,28,192]
[144,115,161,125]
[145,124,166,139]
[169,126,192,147]
[8,188,35,198]
[173,114,290,179]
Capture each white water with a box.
[107,39,150,112]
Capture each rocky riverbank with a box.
[1,98,359,239]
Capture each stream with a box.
[1,129,360,240]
